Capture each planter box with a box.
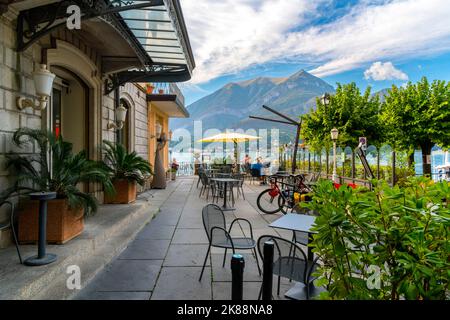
[105,180,137,204]
[19,198,84,244]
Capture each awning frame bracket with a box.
[104,62,190,95]
[16,0,164,52]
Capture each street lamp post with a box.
[331,128,339,183]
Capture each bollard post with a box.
[262,241,274,300]
[231,254,245,300]
[24,192,57,266]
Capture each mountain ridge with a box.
[171,69,335,140]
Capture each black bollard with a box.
[262,241,274,300]
[24,192,58,266]
[231,254,245,300]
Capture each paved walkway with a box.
[75,176,298,300]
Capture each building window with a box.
[52,88,62,138]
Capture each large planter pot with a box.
[105,180,137,204]
[19,198,84,244]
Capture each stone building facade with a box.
[0,1,194,244]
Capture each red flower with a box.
[333,182,357,189]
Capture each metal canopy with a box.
[15,0,195,94]
[118,1,194,71]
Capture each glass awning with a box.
[117,1,193,71]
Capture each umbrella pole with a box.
[234,140,238,172]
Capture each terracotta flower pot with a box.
[146,85,154,94]
[158,89,165,94]
[105,180,137,204]
[19,198,84,244]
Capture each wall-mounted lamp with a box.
[17,64,56,111]
[150,123,163,139]
[155,123,162,139]
[107,104,128,130]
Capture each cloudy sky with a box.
[179,0,450,105]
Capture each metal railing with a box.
[148,82,185,105]
[279,144,444,186]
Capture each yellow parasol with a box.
[198,132,260,163]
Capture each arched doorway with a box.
[45,40,102,163]
[45,40,102,197]
[50,66,89,155]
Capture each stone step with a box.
[0,190,169,300]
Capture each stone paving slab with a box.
[172,228,209,244]
[75,177,306,300]
[118,239,171,260]
[77,291,151,300]
[151,267,212,300]
[212,281,262,300]
[136,225,176,240]
[163,244,210,267]
[80,259,162,292]
[149,213,180,226]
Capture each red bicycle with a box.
[256,174,312,214]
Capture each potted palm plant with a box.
[102,140,153,204]
[3,128,113,244]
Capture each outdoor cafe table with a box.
[269,213,323,300]
[269,213,317,260]
[215,172,232,177]
[210,178,240,211]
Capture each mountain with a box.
[374,88,390,102]
[171,70,335,141]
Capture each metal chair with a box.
[196,166,205,188]
[257,235,318,299]
[231,173,245,200]
[0,201,23,264]
[199,204,261,281]
[199,171,213,199]
[250,168,261,185]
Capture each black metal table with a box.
[24,192,58,266]
[210,178,240,211]
[269,213,325,300]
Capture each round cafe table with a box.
[24,192,58,266]
[210,178,240,211]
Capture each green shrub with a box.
[302,177,449,299]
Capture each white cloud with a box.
[364,62,408,81]
[181,0,450,83]
[177,82,209,94]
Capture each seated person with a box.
[250,158,265,185]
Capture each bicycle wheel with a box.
[278,195,290,214]
[257,189,282,214]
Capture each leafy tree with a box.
[301,83,382,151]
[380,77,450,176]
